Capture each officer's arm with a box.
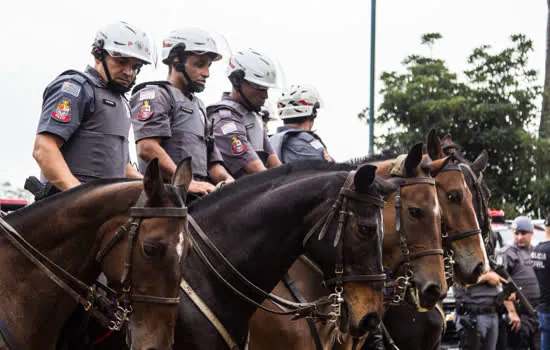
[263,128,281,168]
[208,164,234,184]
[244,160,267,174]
[137,138,177,180]
[266,154,281,168]
[126,163,143,179]
[32,133,80,191]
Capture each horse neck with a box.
[190,173,339,291]
[6,181,142,277]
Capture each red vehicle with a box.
[0,198,28,214]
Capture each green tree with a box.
[367,34,546,216]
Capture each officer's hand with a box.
[477,271,507,286]
[508,292,517,302]
[189,180,216,195]
[508,311,521,332]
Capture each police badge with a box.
[51,99,71,123]
[137,100,153,120]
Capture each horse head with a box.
[425,130,488,285]
[378,142,447,310]
[98,158,191,349]
[304,164,398,337]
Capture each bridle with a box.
[0,185,187,341]
[186,170,387,349]
[385,176,444,306]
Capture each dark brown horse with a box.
[0,159,189,350]
[249,142,448,349]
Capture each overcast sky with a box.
[0,0,546,188]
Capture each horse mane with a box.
[6,178,135,222]
[190,160,356,211]
[346,148,408,166]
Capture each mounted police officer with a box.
[497,216,540,350]
[270,85,334,163]
[130,28,234,195]
[207,48,282,179]
[32,21,153,199]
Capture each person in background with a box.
[533,215,550,350]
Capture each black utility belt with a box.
[456,303,498,315]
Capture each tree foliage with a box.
[365,34,548,216]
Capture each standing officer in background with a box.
[454,271,507,349]
[497,216,540,350]
[533,215,550,350]
[207,48,281,179]
[32,21,153,198]
[130,28,233,195]
[270,85,334,163]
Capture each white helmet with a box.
[226,48,280,89]
[161,28,223,64]
[92,21,155,65]
[277,85,323,119]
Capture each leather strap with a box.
[180,278,239,350]
[283,273,323,350]
[0,312,18,350]
[129,207,188,218]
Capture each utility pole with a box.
[368,0,377,155]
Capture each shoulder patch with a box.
[137,100,153,121]
[139,89,155,101]
[61,82,81,97]
[309,140,324,149]
[51,99,72,123]
[323,149,335,163]
[221,122,238,135]
[231,135,247,154]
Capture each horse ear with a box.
[426,129,442,160]
[404,143,423,177]
[143,158,167,205]
[471,150,489,174]
[354,164,377,193]
[172,157,193,200]
[377,177,400,197]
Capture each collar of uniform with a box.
[84,65,108,88]
[221,91,255,113]
[276,125,299,133]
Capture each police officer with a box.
[270,85,334,163]
[207,48,282,179]
[532,215,550,350]
[497,216,540,350]
[32,21,153,198]
[454,271,507,350]
[130,28,233,195]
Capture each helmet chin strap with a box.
[174,55,204,94]
[234,85,261,113]
[100,56,134,94]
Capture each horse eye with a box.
[448,191,462,203]
[408,208,424,219]
[143,241,164,257]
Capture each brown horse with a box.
[0,159,190,350]
[249,142,448,349]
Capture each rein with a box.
[0,185,187,340]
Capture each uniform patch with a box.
[137,100,153,120]
[139,89,155,101]
[323,149,335,163]
[61,82,81,97]
[103,99,116,107]
[231,135,247,154]
[51,99,71,123]
[310,140,323,149]
[221,122,238,135]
